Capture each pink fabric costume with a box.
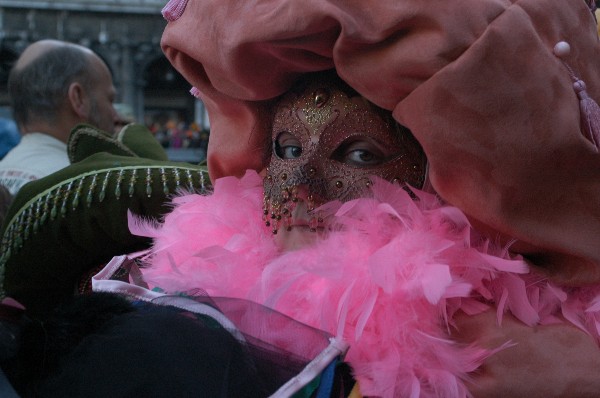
[160,0,600,284]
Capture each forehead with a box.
[271,79,399,148]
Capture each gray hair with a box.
[8,45,94,128]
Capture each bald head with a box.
[8,39,117,139]
[13,39,94,73]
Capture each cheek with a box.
[103,103,117,120]
[302,161,372,204]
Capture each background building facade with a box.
[0,0,209,160]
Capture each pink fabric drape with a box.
[161,0,600,283]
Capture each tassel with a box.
[554,41,600,151]
[587,0,598,16]
[190,87,202,98]
[162,0,188,21]
[574,79,600,148]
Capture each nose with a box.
[295,162,331,209]
[293,184,312,205]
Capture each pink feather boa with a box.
[129,170,600,398]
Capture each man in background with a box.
[0,39,118,195]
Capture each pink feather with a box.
[130,170,600,398]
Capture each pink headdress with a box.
[160,0,600,282]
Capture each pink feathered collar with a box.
[129,170,600,398]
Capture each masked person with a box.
[150,1,600,394]
[78,71,597,398]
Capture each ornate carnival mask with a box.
[263,73,426,234]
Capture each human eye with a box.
[346,148,378,164]
[274,131,302,159]
[333,137,387,167]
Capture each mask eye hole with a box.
[331,135,393,167]
[274,131,302,159]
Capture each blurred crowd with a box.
[148,120,209,152]
[0,115,209,162]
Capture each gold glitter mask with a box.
[263,75,426,233]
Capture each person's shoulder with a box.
[0,172,36,196]
[0,142,28,167]
[22,132,65,147]
[0,135,68,179]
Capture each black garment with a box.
[4,292,354,398]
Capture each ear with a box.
[67,82,90,118]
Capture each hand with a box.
[452,310,600,398]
